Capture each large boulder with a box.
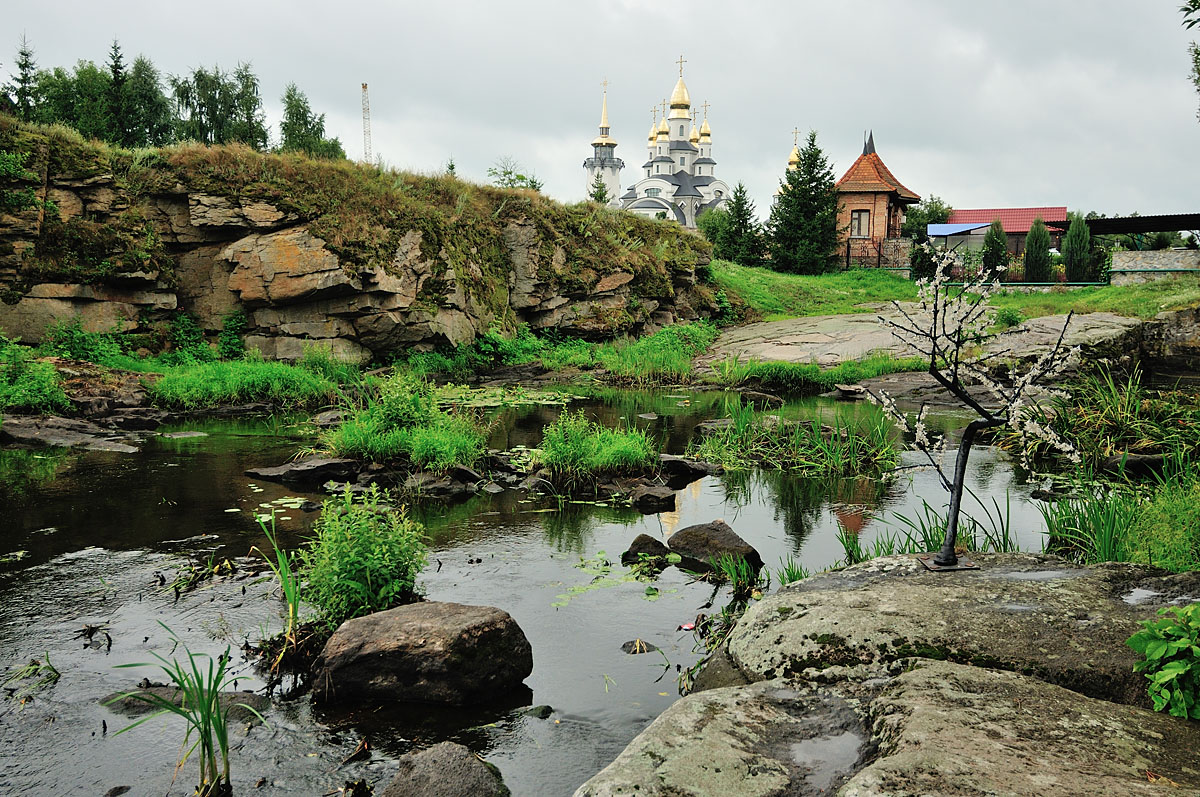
[244,456,359,486]
[380,742,509,797]
[312,601,533,706]
[667,520,763,572]
[574,680,871,797]
[722,553,1200,708]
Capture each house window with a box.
[851,210,870,238]
[679,157,685,166]
[646,188,661,197]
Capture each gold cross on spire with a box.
[601,78,608,92]
[792,127,801,146]
[701,100,710,118]
[676,54,687,76]
[651,106,657,122]
[661,99,668,116]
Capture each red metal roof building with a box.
[946,207,1067,234]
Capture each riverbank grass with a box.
[149,358,341,410]
[707,352,925,394]
[0,336,70,414]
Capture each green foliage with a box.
[487,156,542,191]
[696,207,731,254]
[216,310,247,360]
[767,130,842,275]
[111,623,264,796]
[1062,215,1093,283]
[161,312,216,365]
[588,172,611,204]
[0,149,42,212]
[1024,219,1052,283]
[909,242,937,281]
[295,345,363,386]
[1127,603,1200,719]
[901,195,953,240]
[774,556,809,587]
[715,182,765,268]
[0,335,70,414]
[148,359,338,409]
[536,410,657,481]
[249,515,302,670]
[690,401,898,476]
[981,220,1009,281]
[300,488,428,626]
[597,322,718,385]
[993,306,1023,330]
[279,83,344,159]
[9,36,39,122]
[37,316,125,363]
[169,63,268,149]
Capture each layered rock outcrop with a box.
[1,120,716,359]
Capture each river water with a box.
[0,390,1046,795]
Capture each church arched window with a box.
[679,125,684,136]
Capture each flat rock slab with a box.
[313,601,533,706]
[102,686,268,724]
[702,310,1144,370]
[0,415,139,452]
[574,679,872,797]
[380,741,510,797]
[244,456,359,486]
[724,553,1199,708]
[841,660,1200,796]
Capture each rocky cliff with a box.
[0,116,717,361]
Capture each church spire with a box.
[591,80,617,148]
[863,130,876,155]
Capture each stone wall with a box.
[1110,249,1200,286]
[0,156,714,360]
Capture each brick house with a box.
[835,133,920,267]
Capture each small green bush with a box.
[1127,603,1200,719]
[38,317,124,363]
[301,488,428,626]
[994,306,1023,330]
[296,345,363,385]
[0,336,70,414]
[161,312,216,366]
[537,410,657,480]
[216,310,247,360]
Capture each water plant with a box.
[300,487,428,627]
[3,652,60,705]
[690,402,898,476]
[774,555,809,586]
[249,515,302,668]
[536,410,657,483]
[111,623,264,797]
[1126,603,1200,719]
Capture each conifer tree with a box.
[279,83,345,158]
[125,56,174,147]
[981,219,1008,281]
[724,181,764,267]
[588,172,611,203]
[106,40,132,147]
[767,130,841,274]
[9,35,38,122]
[1062,215,1092,283]
[1023,218,1052,283]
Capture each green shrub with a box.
[300,488,428,625]
[374,371,436,428]
[0,336,70,414]
[216,310,247,360]
[598,322,717,385]
[38,317,125,363]
[994,306,1023,330]
[161,312,216,365]
[296,345,363,385]
[1127,603,1200,719]
[148,360,338,409]
[537,410,657,481]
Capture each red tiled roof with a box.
[947,207,1067,234]
[835,153,920,202]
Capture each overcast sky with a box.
[11,1,1198,219]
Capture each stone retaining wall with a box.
[1111,248,1200,286]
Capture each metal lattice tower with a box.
[361,82,372,163]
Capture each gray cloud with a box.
[11,0,1198,218]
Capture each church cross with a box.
[701,100,710,118]
[792,127,800,146]
[651,106,657,123]
[601,78,608,92]
[676,55,687,76]
[661,99,668,116]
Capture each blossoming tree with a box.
[870,245,1079,569]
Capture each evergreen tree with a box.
[279,83,344,158]
[9,35,38,122]
[724,181,764,267]
[981,220,1008,281]
[444,156,456,176]
[1062,215,1092,283]
[106,40,132,147]
[36,61,112,141]
[125,56,174,147]
[1023,218,1051,283]
[696,207,732,257]
[766,130,842,274]
[588,172,610,203]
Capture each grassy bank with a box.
[403,322,719,386]
[0,336,70,415]
[711,259,1200,322]
[707,352,925,394]
[148,359,343,410]
[536,410,657,482]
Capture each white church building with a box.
[583,61,732,228]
